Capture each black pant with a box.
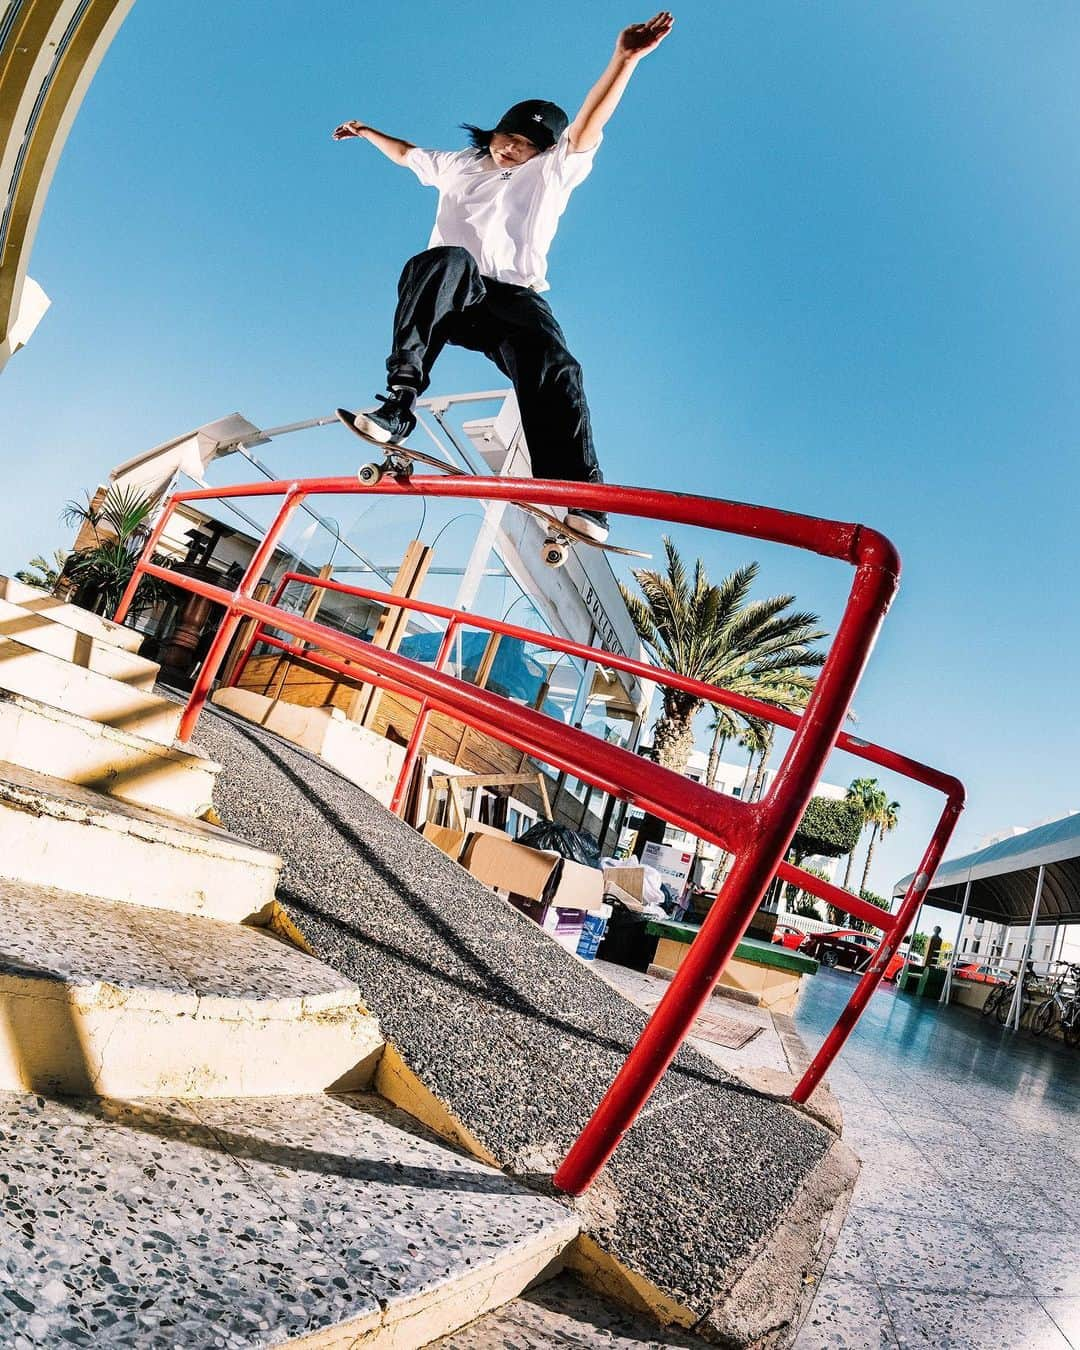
[387,245,601,484]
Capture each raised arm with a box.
[332,121,415,165]
[568,12,674,153]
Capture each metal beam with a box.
[1,0,136,360]
[1008,865,1046,1032]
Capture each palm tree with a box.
[738,719,771,798]
[620,540,828,776]
[842,777,887,890]
[860,799,900,895]
[14,549,68,590]
[749,724,776,801]
[704,707,740,790]
[690,707,756,886]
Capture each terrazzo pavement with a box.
[191,704,843,1325]
[0,877,361,1010]
[0,1088,576,1347]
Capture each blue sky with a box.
[2,1,1078,921]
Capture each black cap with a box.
[494,100,568,151]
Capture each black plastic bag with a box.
[516,821,601,868]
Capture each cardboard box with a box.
[421,822,466,860]
[421,819,509,864]
[641,842,694,891]
[462,833,605,914]
[542,906,588,954]
[604,865,647,902]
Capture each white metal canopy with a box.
[894,811,1080,926]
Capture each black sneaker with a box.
[564,508,609,543]
[349,391,417,445]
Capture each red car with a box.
[955,962,1006,985]
[799,928,908,982]
[772,923,809,950]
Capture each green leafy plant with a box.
[14,549,68,590]
[851,888,891,933]
[790,796,865,862]
[61,486,170,619]
[784,862,831,919]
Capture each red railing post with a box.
[552,560,899,1195]
[791,792,964,1103]
[389,619,458,817]
[176,487,304,742]
[113,496,177,626]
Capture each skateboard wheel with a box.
[391,459,414,480]
[542,540,569,569]
[357,462,383,486]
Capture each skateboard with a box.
[336,408,650,569]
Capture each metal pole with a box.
[177,488,303,742]
[940,878,972,1005]
[1008,865,1045,1032]
[554,554,900,1194]
[390,620,457,817]
[899,900,925,988]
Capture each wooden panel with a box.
[234,652,368,714]
[348,540,433,727]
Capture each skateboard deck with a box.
[336,408,650,568]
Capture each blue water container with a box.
[576,911,609,961]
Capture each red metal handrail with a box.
[114,471,962,1194]
[236,569,962,994]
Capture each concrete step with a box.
[0,880,384,1098]
[0,574,144,652]
[433,1272,713,1348]
[0,759,280,923]
[0,1089,580,1347]
[0,631,180,745]
[0,687,218,817]
[0,595,159,687]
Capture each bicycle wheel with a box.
[1064,1009,1080,1048]
[1031,998,1057,1037]
[982,985,1006,1019]
[995,986,1016,1025]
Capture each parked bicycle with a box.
[1031,964,1080,1045]
[982,965,1045,1027]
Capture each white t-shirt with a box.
[405,131,600,293]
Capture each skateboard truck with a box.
[357,451,413,485]
[542,535,571,569]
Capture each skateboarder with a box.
[333,12,674,543]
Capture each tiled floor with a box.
[792,969,1080,1349]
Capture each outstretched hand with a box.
[616,11,674,61]
[332,121,367,140]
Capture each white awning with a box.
[894,811,1080,925]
